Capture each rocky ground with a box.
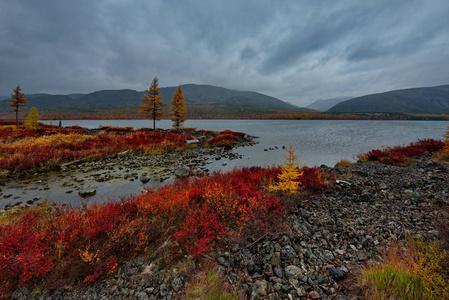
[9,154,449,299]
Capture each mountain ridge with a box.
[0,84,307,118]
[328,85,449,114]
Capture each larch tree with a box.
[139,77,164,130]
[24,106,41,130]
[9,85,27,129]
[170,85,187,130]
[270,146,303,195]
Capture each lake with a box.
[49,119,449,167]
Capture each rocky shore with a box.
[0,133,256,210]
[10,154,449,299]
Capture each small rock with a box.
[284,265,302,279]
[139,174,151,184]
[135,291,149,300]
[159,283,168,297]
[327,265,347,281]
[281,245,297,260]
[309,290,321,299]
[175,166,190,178]
[78,189,96,198]
[252,280,269,297]
[357,250,368,261]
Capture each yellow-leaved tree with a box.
[24,106,41,129]
[170,85,187,130]
[270,146,303,194]
[9,85,27,129]
[140,77,164,130]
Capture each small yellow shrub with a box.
[410,239,449,299]
[270,146,303,195]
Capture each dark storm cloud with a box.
[0,0,448,105]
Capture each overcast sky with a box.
[1,1,448,106]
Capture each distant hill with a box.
[307,97,353,111]
[0,84,308,119]
[328,85,449,114]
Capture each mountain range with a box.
[1,83,449,119]
[328,85,449,114]
[0,84,309,118]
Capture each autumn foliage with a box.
[206,130,245,147]
[8,85,27,129]
[24,107,41,130]
[365,139,444,165]
[270,146,303,194]
[170,85,187,130]
[0,160,338,297]
[140,77,164,129]
[0,126,193,174]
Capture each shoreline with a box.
[0,132,256,211]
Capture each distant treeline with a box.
[1,108,449,121]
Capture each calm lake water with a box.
[50,119,449,167]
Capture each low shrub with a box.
[206,133,239,147]
[335,159,353,167]
[299,167,335,192]
[360,238,449,300]
[366,139,444,166]
[185,262,237,299]
[138,167,283,258]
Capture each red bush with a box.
[366,139,444,165]
[298,167,335,192]
[206,133,239,147]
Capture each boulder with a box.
[139,174,151,184]
[78,189,96,198]
[175,166,190,178]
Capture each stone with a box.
[309,290,321,299]
[135,291,149,300]
[281,245,297,260]
[284,265,302,279]
[159,283,168,297]
[252,280,269,297]
[327,265,347,281]
[323,250,334,261]
[271,252,281,266]
[174,166,190,178]
[78,189,96,198]
[139,174,151,184]
[357,251,368,261]
[274,266,283,278]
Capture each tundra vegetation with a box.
[0,121,449,298]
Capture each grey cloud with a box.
[0,0,448,106]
